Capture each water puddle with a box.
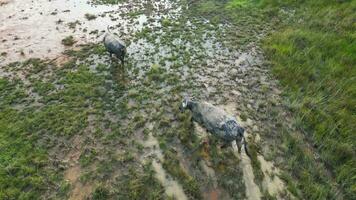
[224,102,290,198]
[233,141,262,200]
[141,134,188,200]
[152,160,188,200]
[258,155,287,197]
[0,0,181,65]
[200,160,217,185]
[220,103,262,200]
[62,135,93,200]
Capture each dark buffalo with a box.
[103,26,126,65]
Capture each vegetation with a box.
[1,0,354,199]
[189,0,355,199]
[84,13,97,21]
[110,164,166,199]
[0,58,101,198]
[262,1,356,199]
[162,148,202,199]
[61,36,76,46]
[91,0,124,5]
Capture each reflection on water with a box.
[142,134,188,200]
[0,0,181,65]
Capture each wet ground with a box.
[1,0,296,199]
[0,0,180,65]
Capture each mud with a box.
[62,134,94,200]
[233,139,262,200]
[0,0,181,65]
[142,134,188,200]
[68,182,93,200]
[152,160,188,200]
[258,155,288,197]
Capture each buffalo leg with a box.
[120,56,125,67]
[236,139,242,153]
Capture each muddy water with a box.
[142,134,188,200]
[223,102,291,199]
[222,103,262,200]
[193,123,218,187]
[232,140,262,200]
[152,160,188,200]
[258,155,287,197]
[0,0,181,65]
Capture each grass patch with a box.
[0,44,123,199]
[0,107,55,199]
[84,13,97,20]
[162,148,202,199]
[61,36,76,46]
[189,0,355,199]
[262,0,356,199]
[225,0,251,9]
[111,164,166,199]
[91,0,124,5]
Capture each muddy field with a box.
[0,0,343,200]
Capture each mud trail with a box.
[63,135,93,200]
[142,134,188,200]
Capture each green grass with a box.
[84,13,97,20]
[91,0,124,5]
[225,0,251,9]
[189,0,355,199]
[0,46,117,199]
[61,36,76,46]
[0,107,54,199]
[111,164,166,199]
[162,148,202,199]
[262,1,356,199]
[0,65,97,198]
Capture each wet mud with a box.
[0,0,181,65]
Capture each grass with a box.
[261,1,356,199]
[84,13,97,20]
[61,36,76,46]
[0,60,99,198]
[189,0,355,199]
[2,0,354,199]
[91,0,124,5]
[111,164,166,199]
[68,20,80,29]
[0,44,126,199]
[162,148,202,199]
[0,106,55,199]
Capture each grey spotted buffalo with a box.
[179,97,249,156]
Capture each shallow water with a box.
[152,160,188,200]
[0,0,181,65]
[142,134,188,200]
[233,141,262,200]
[258,155,287,196]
